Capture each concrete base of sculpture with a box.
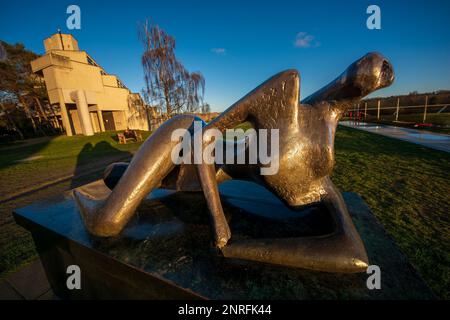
[13,180,434,299]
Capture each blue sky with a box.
[1,0,449,111]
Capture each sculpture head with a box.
[343,52,395,98]
[302,52,394,106]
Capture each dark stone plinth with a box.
[13,180,434,299]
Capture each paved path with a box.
[0,259,56,300]
[340,121,450,153]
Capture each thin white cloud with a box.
[211,48,226,55]
[294,32,319,48]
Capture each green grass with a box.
[233,122,449,298]
[0,130,151,165]
[0,126,449,298]
[0,131,151,198]
[372,112,450,125]
[400,112,450,125]
[333,126,449,299]
[0,131,151,279]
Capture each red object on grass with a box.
[414,123,433,128]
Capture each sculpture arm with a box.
[196,161,231,248]
[207,70,300,132]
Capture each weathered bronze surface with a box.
[74,52,394,273]
[14,183,435,299]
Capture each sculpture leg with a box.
[73,115,197,237]
[221,177,369,273]
[197,162,231,248]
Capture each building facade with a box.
[30,33,149,136]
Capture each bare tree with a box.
[139,20,205,116]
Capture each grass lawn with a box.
[0,126,449,298]
[397,112,450,126]
[0,131,151,279]
[0,131,151,199]
[333,126,449,299]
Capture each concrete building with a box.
[30,33,149,136]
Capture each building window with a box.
[87,56,96,66]
[117,79,125,88]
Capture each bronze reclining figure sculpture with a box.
[74,52,394,273]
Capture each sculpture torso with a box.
[160,51,394,207]
[255,102,341,206]
[163,101,341,208]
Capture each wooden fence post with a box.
[423,95,428,122]
[395,98,400,121]
[356,103,360,124]
[377,100,381,120]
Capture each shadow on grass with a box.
[70,141,132,189]
[0,136,136,279]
